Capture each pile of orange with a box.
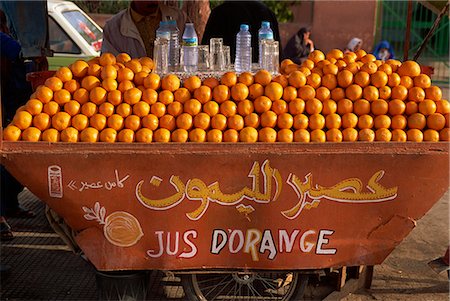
[3,50,449,143]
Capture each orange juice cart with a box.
[1,140,448,300]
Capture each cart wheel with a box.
[182,271,308,301]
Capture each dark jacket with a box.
[283,28,311,64]
[201,0,281,63]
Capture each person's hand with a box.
[305,38,314,51]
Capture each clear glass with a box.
[197,45,210,71]
[222,45,231,70]
[261,40,279,75]
[209,38,224,71]
[153,38,169,75]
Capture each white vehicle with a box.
[47,0,103,69]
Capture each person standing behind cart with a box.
[283,27,314,64]
[101,0,186,58]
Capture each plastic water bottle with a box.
[156,21,170,41]
[182,23,198,73]
[167,19,180,71]
[235,24,252,73]
[258,21,274,67]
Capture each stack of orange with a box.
[3,50,449,143]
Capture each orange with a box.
[258,127,277,142]
[310,129,326,142]
[301,59,314,70]
[371,99,388,115]
[378,63,393,75]
[125,59,143,73]
[117,128,135,142]
[117,67,134,82]
[171,129,188,142]
[358,114,374,129]
[388,73,401,87]
[184,98,202,116]
[254,70,272,86]
[227,114,244,131]
[400,76,413,89]
[360,62,377,75]
[371,71,388,88]
[223,129,239,142]
[230,83,249,101]
[81,102,98,117]
[116,103,132,118]
[158,114,176,131]
[277,129,294,142]
[374,115,391,129]
[413,74,431,89]
[294,129,310,142]
[248,83,264,100]
[308,50,325,64]
[305,98,323,115]
[238,72,254,86]
[344,62,360,74]
[325,113,341,129]
[387,60,402,72]
[260,111,277,128]
[423,129,439,142]
[272,74,289,88]
[337,98,353,115]
[211,114,227,130]
[408,87,425,102]
[375,128,392,141]
[244,113,260,128]
[35,86,53,103]
[254,96,272,113]
[123,87,142,105]
[167,101,184,117]
[345,84,363,101]
[391,115,407,130]
[123,115,141,131]
[45,76,63,92]
[360,53,376,63]
[41,128,60,142]
[272,99,288,115]
[407,129,423,142]
[397,60,421,77]
[281,58,295,73]
[32,112,51,131]
[326,49,344,61]
[143,73,161,90]
[315,87,331,102]
[87,57,100,66]
[70,60,89,78]
[219,100,237,117]
[391,129,407,141]
[98,102,115,117]
[408,113,426,130]
[64,100,81,116]
[362,86,379,102]
[71,114,89,131]
[99,53,116,66]
[220,72,238,87]
[353,99,371,116]
[87,63,102,77]
[194,85,213,104]
[102,78,118,91]
[184,75,202,93]
[239,127,258,142]
[341,112,358,128]
[101,64,118,80]
[51,111,71,131]
[283,86,298,102]
[418,99,437,116]
[237,99,254,116]
[203,77,220,89]
[150,102,166,118]
[52,89,70,105]
[287,71,307,89]
[89,113,107,131]
[206,129,223,143]
[388,99,406,116]
[63,79,80,93]
[358,128,375,141]
[73,88,89,104]
[298,85,316,101]
[265,82,283,101]
[156,90,174,105]
[203,101,219,117]
[21,127,41,142]
[405,101,418,115]
[331,87,345,101]
[277,113,294,129]
[11,110,31,130]
[60,127,79,142]
[425,86,442,101]
[323,63,339,76]
[289,98,305,115]
[90,87,108,105]
[141,88,158,105]
[189,128,206,142]
[174,88,191,103]
[212,85,230,103]
[139,56,153,69]
[354,71,370,88]
[99,128,118,143]
[141,114,159,130]
[342,128,358,141]
[3,124,22,141]
[326,128,343,142]
[337,70,353,88]
[309,114,325,130]
[379,86,392,100]
[427,113,446,130]
[193,112,211,130]
[293,114,309,129]
[25,99,43,116]
[335,60,347,71]
[391,85,408,101]
[298,66,311,76]
[55,66,73,82]
[439,128,450,141]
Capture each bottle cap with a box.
[240,24,249,31]
[168,20,177,26]
[262,21,270,28]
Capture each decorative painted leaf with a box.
[84,214,96,220]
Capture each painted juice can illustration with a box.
[48,165,63,198]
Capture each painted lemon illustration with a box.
[103,211,144,247]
